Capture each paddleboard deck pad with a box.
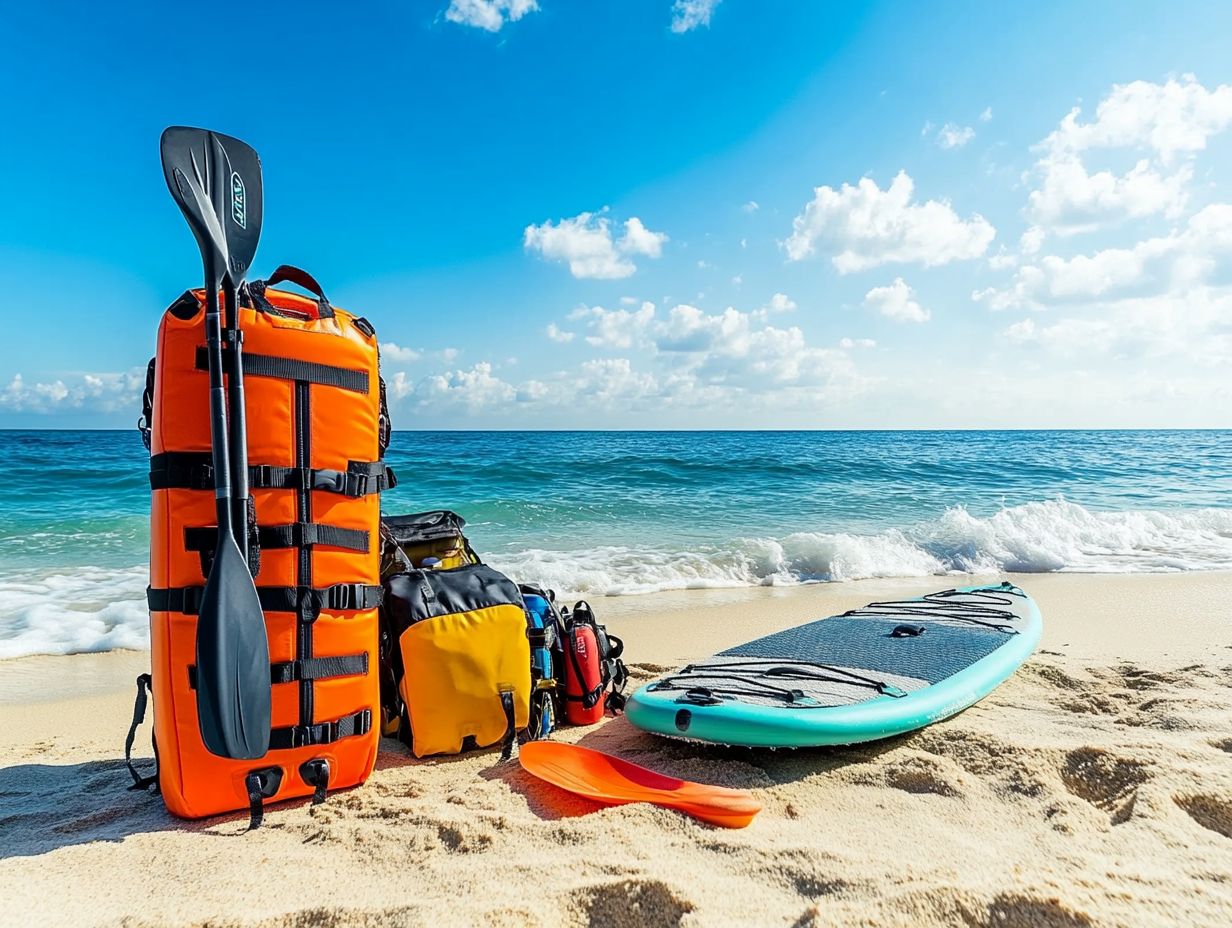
[626,582,1041,747]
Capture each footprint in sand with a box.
[850,754,962,798]
[984,892,1096,927]
[51,804,139,835]
[577,878,694,928]
[786,869,849,900]
[1059,747,1148,825]
[1175,794,1232,840]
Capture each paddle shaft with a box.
[203,279,237,538]
[221,276,250,556]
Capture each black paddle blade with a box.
[196,532,271,759]
[160,127,264,283]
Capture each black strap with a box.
[604,639,629,714]
[265,265,329,303]
[188,653,369,689]
[251,266,334,320]
[150,452,394,497]
[605,632,625,661]
[299,759,331,806]
[273,653,369,684]
[194,347,367,393]
[148,583,382,618]
[498,690,517,761]
[185,522,370,555]
[246,773,265,831]
[243,767,284,830]
[267,709,372,750]
[137,357,156,452]
[124,674,159,791]
[565,629,603,709]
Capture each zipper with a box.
[296,380,313,728]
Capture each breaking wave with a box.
[1,499,1230,658]
[488,499,1232,596]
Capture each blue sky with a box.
[3,0,1231,428]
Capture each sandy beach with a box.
[2,571,1230,927]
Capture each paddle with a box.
[519,741,762,829]
[160,127,270,760]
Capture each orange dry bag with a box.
[129,266,395,826]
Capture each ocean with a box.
[1,429,1230,659]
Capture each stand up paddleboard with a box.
[626,582,1041,748]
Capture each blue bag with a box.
[520,584,564,738]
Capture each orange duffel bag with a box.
[128,265,395,826]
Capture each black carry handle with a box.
[263,265,333,317]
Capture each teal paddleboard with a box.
[626,582,1041,748]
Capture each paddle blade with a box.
[519,741,762,829]
[196,532,271,759]
[160,127,263,282]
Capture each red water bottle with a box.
[564,624,605,725]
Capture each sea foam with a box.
[1,499,1230,658]
[488,499,1232,597]
[0,565,149,659]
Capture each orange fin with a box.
[519,741,762,829]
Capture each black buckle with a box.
[329,584,358,610]
[252,464,275,488]
[312,469,347,494]
[309,722,336,746]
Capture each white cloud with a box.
[1026,156,1191,235]
[991,286,1232,367]
[980,107,993,123]
[411,362,516,410]
[1020,226,1046,255]
[988,248,1018,271]
[560,299,857,391]
[620,216,668,258]
[785,171,995,272]
[1044,75,1232,163]
[975,203,1232,311]
[545,323,574,344]
[0,370,143,414]
[937,123,976,149]
[571,301,657,349]
[444,0,538,32]
[839,337,876,349]
[380,342,422,363]
[1026,76,1232,236]
[671,0,720,33]
[524,210,668,279]
[863,278,931,323]
[577,358,658,400]
[1004,318,1036,341]
[743,200,759,213]
[765,292,796,313]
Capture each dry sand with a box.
[2,571,1230,927]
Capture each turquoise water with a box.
[1,429,1230,657]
